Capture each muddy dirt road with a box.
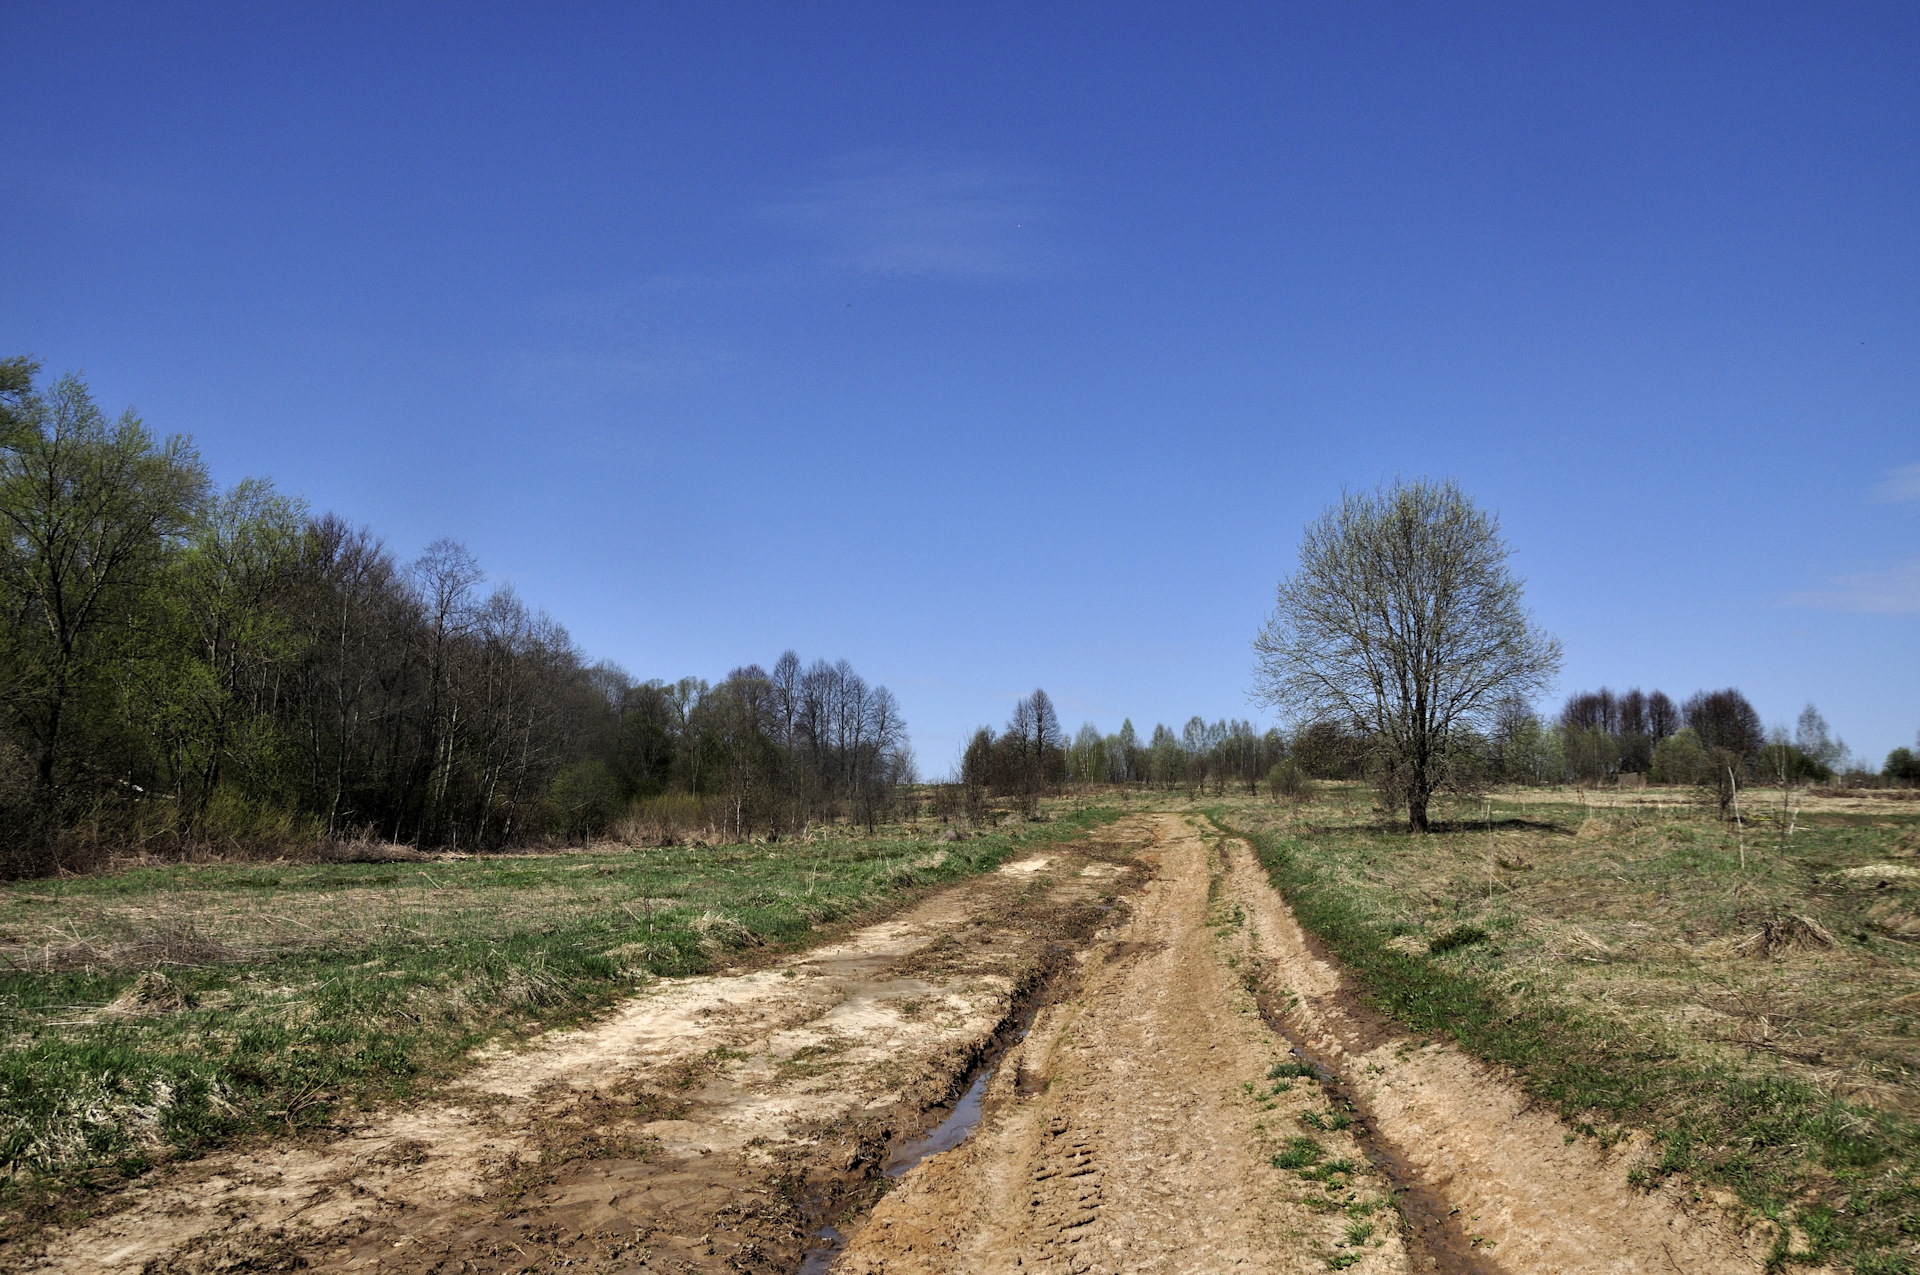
[16,814,1788,1273]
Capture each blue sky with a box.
[5,3,1917,772]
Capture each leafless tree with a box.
[1253,478,1561,832]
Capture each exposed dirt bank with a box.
[1220,822,1792,1274]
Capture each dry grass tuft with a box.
[9,923,243,971]
[1730,913,1835,957]
[1556,926,1616,962]
[502,966,574,1008]
[95,971,197,1018]
[315,839,428,864]
[688,910,759,952]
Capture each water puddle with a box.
[789,948,1076,1273]
[882,1067,992,1177]
[795,1223,844,1274]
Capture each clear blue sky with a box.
[5,3,1917,772]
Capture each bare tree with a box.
[1684,689,1764,767]
[1252,478,1561,832]
[1645,690,1680,742]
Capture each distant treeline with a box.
[955,693,1301,812]
[1502,686,1865,787]
[984,683,1915,817]
[0,360,912,875]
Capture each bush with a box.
[548,760,624,841]
[1264,758,1311,804]
[1886,747,1920,786]
[1650,728,1709,785]
[1758,743,1832,785]
[614,791,714,845]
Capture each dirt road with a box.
[17,813,1790,1273]
[836,814,1781,1275]
[834,812,1400,1275]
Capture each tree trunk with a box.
[1407,770,1432,833]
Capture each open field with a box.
[8,791,1919,1273]
[0,810,1123,1243]
[1212,783,1920,1273]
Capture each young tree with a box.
[1005,689,1063,815]
[1116,718,1141,783]
[1252,478,1561,832]
[1793,704,1848,776]
[1645,690,1681,742]
[1885,737,1920,786]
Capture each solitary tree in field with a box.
[1252,478,1561,832]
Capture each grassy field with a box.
[0,809,1119,1235]
[1210,784,1920,1274]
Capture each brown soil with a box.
[13,814,1808,1273]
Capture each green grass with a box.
[1274,1135,1324,1169]
[0,809,1121,1231]
[1210,791,1920,1273]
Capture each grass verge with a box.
[0,809,1120,1236]
[1209,790,1920,1274]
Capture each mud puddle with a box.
[799,946,1078,1271]
[885,1068,991,1177]
[880,965,1055,1179]
[796,1223,845,1274]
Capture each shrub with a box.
[1650,728,1708,785]
[1264,758,1311,804]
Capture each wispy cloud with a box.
[1872,463,1920,504]
[772,155,1059,280]
[1787,559,1920,614]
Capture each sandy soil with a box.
[15,813,1813,1273]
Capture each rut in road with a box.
[836,814,1783,1275]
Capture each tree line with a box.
[1005,683,1903,824]
[1497,686,1864,787]
[0,360,912,876]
